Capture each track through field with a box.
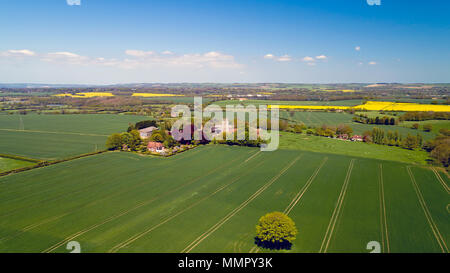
[249,156,328,253]
[41,150,257,253]
[378,164,390,253]
[319,159,355,253]
[407,167,448,253]
[108,157,266,253]
[181,155,303,253]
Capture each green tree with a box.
[423,124,433,132]
[402,134,419,150]
[106,133,122,150]
[255,212,298,250]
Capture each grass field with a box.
[0,157,36,173]
[0,114,149,160]
[279,111,435,140]
[214,99,364,107]
[0,145,447,253]
[400,120,450,135]
[278,132,430,165]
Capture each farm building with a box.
[139,126,158,139]
[351,135,363,141]
[147,141,165,153]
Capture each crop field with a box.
[0,157,35,173]
[280,111,354,126]
[214,99,364,107]
[272,101,450,112]
[0,114,148,160]
[0,145,447,253]
[279,111,435,139]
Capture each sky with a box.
[0,0,449,84]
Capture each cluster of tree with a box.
[410,123,433,132]
[353,114,398,125]
[149,128,178,148]
[362,127,423,150]
[399,111,450,121]
[423,129,450,170]
[106,130,142,151]
[127,119,158,132]
[306,124,353,138]
[213,130,266,147]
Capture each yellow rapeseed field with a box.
[270,101,450,112]
[54,92,115,98]
[132,93,183,97]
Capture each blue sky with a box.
[0,0,449,84]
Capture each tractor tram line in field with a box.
[41,149,261,253]
[181,155,303,253]
[284,157,329,215]
[406,167,448,253]
[319,159,355,253]
[250,157,329,253]
[378,164,390,253]
[0,159,185,244]
[431,168,450,194]
[108,157,267,253]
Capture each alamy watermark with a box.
[170,97,279,151]
[367,0,381,6]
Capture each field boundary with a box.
[181,154,303,253]
[406,167,448,253]
[0,150,107,179]
[0,128,109,137]
[108,159,267,253]
[378,164,390,253]
[319,159,355,253]
[42,150,260,253]
[0,154,40,163]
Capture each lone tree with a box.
[255,212,298,250]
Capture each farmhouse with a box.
[337,134,349,140]
[147,141,165,153]
[139,126,158,139]
[351,135,363,141]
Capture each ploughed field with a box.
[0,145,448,253]
[0,114,148,160]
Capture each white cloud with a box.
[67,0,81,6]
[125,49,155,57]
[0,49,36,57]
[302,56,315,62]
[122,50,242,69]
[355,46,361,51]
[3,49,242,70]
[264,53,292,62]
[315,55,327,60]
[368,61,377,65]
[277,55,291,62]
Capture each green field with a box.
[0,145,447,253]
[400,120,450,135]
[278,132,430,165]
[214,99,364,107]
[0,157,36,173]
[143,96,213,104]
[0,114,149,160]
[280,110,435,140]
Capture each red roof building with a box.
[147,141,165,152]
